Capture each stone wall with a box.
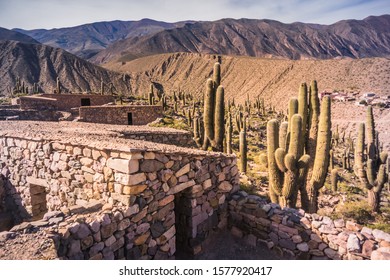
[121,131,194,148]
[79,105,163,126]
[229,191,390,260]
[19,94,114,111]
[0,109,62,121]
[0,134,239,259]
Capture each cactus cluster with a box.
[264,81,332,212]
[354,106,388,212]
[194,62,225,152]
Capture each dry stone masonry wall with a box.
[79,105,163,126]
[0,134,239,259]
[229,191,390,260]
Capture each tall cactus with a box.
[331,169,338,192]
[354,106,388,212]
[265,81,331,212]
[201,62,225,152]
[239,119,247,173]
[226,112,233,154]
[265,115,310,207]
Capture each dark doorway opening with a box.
[29,185,47,220]
[127,112,133,125]
[81,98,91,106]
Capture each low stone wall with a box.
[229,191,390,260]
[19,94,114,111]
[0,134,239,259]
[0,109,62,121]
[79,105,163,125]
[121,131,194,148]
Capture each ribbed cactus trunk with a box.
[214,86,225,151]
[303,96,331,213]
[354,106,388,212]
[239,126,247,173]
[202,63,225,152]
[226,112,233,154]
[266,115,310,208]
[202,79,215,150]
[331,169,338,192]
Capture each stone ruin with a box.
[0,121,390,260]
[0,121,239,259]
[1,93,163,125]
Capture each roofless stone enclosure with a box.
[0,121,239,259]
[3,94,163,126]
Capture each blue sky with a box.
[0,0,389,30]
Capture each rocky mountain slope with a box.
[14,19,192,59]
[106,52,390,152]
[92,15,390,64]
[0,40,130,96]
[104,52,390,107]
[0,27,39,44]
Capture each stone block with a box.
[107,158,139,174]
[140,160,165,172]
[114,172,146,186]
[167,180,195,195]
[175,163,191,178]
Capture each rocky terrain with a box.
[104,52,390,107]
[0,40,130,96]
[92,15,390,64]
[14,19,192,59]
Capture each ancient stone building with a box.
[79,105,163,125]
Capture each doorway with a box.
[81,98,91,106]
[127,112,133,125]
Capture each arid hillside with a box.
[105,52,390,151]
[105,52,390,106]
[0,40,131,96]
[92,15,390,64]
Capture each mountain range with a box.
[1,15,390,97]
[12,15,390,64]
[14,19,192,59]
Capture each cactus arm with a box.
[279,121,288,151]
[275,148,287,172]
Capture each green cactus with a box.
[354,106,388,212]
[239,119,247,173]
[331,169,338,192]
[329,149,334,171]
[333,125,340,146]
[265,81,331,212]
[342,148,350,171]
[226,112,233,154]
[201,62,225,152]
[265,115,310,207]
